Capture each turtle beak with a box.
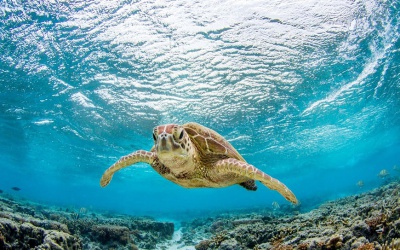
[157,132,181,152]
[159,137,169,151]
[157,133,170,152]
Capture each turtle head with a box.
[152,124,193,166]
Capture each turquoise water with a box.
[0,0,399,219]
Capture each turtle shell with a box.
[183,122,245,162]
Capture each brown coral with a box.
[365,214,387,230]
[356,243,374,250]
[297,242,309,250]
[382,238,400,250]
[212,232,227,246]
[195,239,212,250]
[326,234,343,249]
[271,231,286,248]
[272,244,294,250]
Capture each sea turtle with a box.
[100,122,298,204]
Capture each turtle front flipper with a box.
[100,150,155,187]
[214,158,298,204]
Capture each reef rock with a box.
[0,195,174,250]
[189,181,400,250]
[0,217,81,249]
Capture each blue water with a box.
[0,0,399,219]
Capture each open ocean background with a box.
[0,0,399,220]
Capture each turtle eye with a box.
[179,130,184,140]
[152,132,157,141]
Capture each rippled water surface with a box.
[0,0,399,218]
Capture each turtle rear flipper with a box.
[239,180,257,191]
[214,158,298,204]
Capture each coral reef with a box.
[180,181,400,250]
[0,215,80,249]
[1,181,399,249]
[0,195,174,249]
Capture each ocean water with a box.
[0,0,399,220]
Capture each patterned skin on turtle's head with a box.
[153,124,195,172]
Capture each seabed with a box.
[0,180,400,250]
